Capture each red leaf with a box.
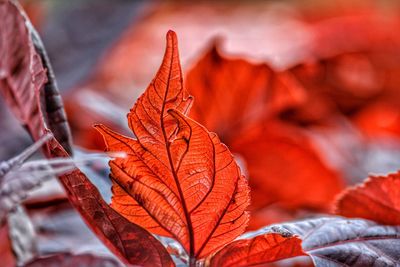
[95,31,250,260]
[334,171,400,225]
[231,121,344,210]
[209,231,305,267]
[187,45,305,143]
[284,52,387,124]
[353,102,400,139]
[0,2,174,266]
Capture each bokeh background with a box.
[2,0,400,265]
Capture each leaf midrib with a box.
[158,41,196,259]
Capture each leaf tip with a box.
[166,29,177,39]
[166,30,178,50]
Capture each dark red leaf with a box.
[0,0,72,155]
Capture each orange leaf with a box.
[95,31,250,260]
[334,171,400,225]
[209,231,305,267]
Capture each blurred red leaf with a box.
[187,45,305,143]
[283,53,386,124]
[353,102,400,139]
[231,121,344,210]
[0,1,174,266]
[209,231,305,267]
[95,31,250,261]
[334,171,400,225]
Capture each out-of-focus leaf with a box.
[353,102,400,139]
[334,171,400,225]
[8,205,37,266]
[95,31,250,261]
[231,121,344,210]
[284,52,386,124]
[209,229,306,267]
[257,217,400,266]
[0,2,175,266]
[187,45,305,143]
[25,252,124,267]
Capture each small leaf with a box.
[95,31,250,260]
[334,171,400,225]
[209,230,305,267]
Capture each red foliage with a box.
[2,1,400,266]
[334,171,400,225]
